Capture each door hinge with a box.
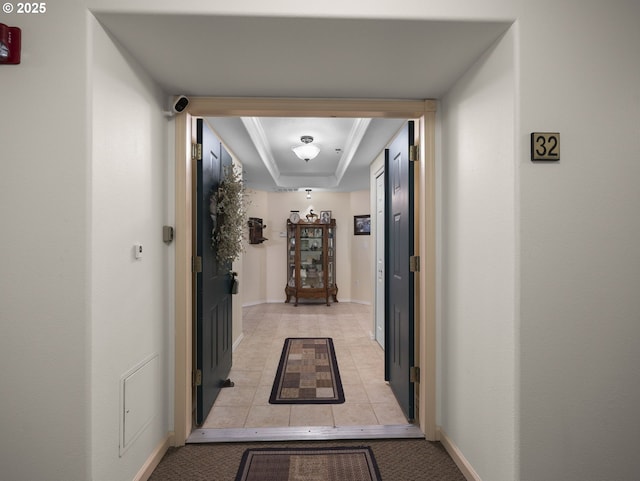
[409,144,419,162]
[193,369,202,387]
[192,142,202,161]
[410,366,420,383]
[409,255,420,273]
[192,256,203,273]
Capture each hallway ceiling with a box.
[94,13,510,191]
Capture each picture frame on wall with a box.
[320,210,332,224]
[353,215,370,235]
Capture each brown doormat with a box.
[235,447,382,481]
[269,338,345,404]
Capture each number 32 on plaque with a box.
[531,132,560,161]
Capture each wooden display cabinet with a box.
[285,219,338,306]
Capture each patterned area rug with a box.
[269,338,345,404]
[234,447,381,481]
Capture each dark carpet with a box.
[149,439,466,481]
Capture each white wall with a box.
[90,17,171,481]
[518,2,640,480]
[230,158,245,345]
[0,3,91,479]
[241,190,269,306]
[439,28,516,481]
[349,191,372,304]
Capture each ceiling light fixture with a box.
[292,135,320,162]
[305,189,312,199]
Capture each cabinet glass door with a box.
[299,227,324,288]
[327,225,335,288]
[287,223,296,287]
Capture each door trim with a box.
[173,97,437,444]
[374,168,385,350]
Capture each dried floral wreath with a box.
[210,164,249,265]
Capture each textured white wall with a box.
[349,190,373,304]
[518,2,640,479]
[0,2,91,480]
[90,16,171,481]
[439,28,516,481]
[242,190,269,306]
[229,158,245,346]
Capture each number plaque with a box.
[531,132,560,161]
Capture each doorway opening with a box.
[173,98,436,446]
[190,302,423,443]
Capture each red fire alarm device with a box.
[0,23,21,65]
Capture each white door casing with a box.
[375,170,385,349]
[173,98,437,444]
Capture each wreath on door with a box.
[210,164,249,265]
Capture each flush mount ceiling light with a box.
[292,135,320,162]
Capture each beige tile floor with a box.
[203,302,409,429]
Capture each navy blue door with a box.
[195,119,233,426]
[385,121,415,421]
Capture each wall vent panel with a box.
[119,354,159,456]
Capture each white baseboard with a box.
[350,299,372,305]
[438,428,482,481]
[242,299,282,305]
[232,333,245,351]
[242,300,268,307]
[243,300,373,307]
[133,433,171,481]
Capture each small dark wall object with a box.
[0,24,21,65]
[248,217,268,244]
[230,271,239,295]
[163,225,174,244]
[354,215,371,235]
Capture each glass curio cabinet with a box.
[285,218,338,306]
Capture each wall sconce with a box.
[305,189,312,200]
